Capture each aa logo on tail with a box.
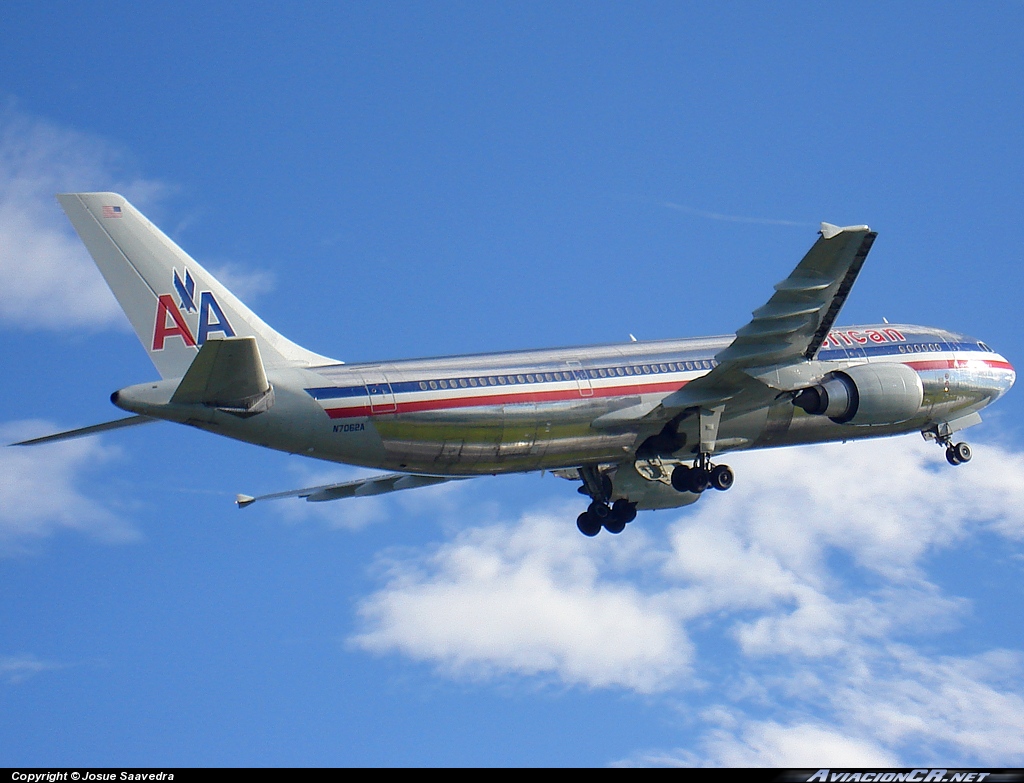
[153,269,235,350]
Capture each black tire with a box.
[671,465,692,492]
[710,464,734,491]
[954,442,972,463]
[603,516,627,534]
[946,447,962,466]
[577,512,601,537]
[612,498,637,524]
[687,468,709,493]
[588,500,611,520]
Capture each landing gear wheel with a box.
[577,512,601,537]
[687,468,709,494]
[946,447,961,466]
[588,500,612,520]
[670,465,692,492]
[603,516,627,534]
[709,464,734,491]
[611,498,637,524]
[954,442,972,463]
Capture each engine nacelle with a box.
[792,363,924,426]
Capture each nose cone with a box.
[987,352,1015,401]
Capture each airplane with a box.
[12,193,1015,537]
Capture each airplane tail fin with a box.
[57,192,337,379]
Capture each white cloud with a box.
[0,420,139,553]
[0,107,278,338]
[633,720,901,767]
[208,261,276,303]
[350,435,1024,764]
[352,505,691,692]
[0,106,168,329]
[836,646,1024,763]
[662,201,812,227]
[679,436,1024,581]
[0,653,62,685]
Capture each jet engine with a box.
[792,363,924,425]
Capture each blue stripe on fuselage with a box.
[304,330,994,402]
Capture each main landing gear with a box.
[576,498,638,537]
[575,466,638,537]
[670,454,734,494]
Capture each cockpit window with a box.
[978,342,992,352]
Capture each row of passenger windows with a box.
[415,360,716,391]
[896,341,995,354]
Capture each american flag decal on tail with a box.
[102,205,122,218]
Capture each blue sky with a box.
[2,2,1024,767]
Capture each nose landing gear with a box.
[922,418,977,467]
[945,441,972,466]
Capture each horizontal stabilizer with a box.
[171,336,273,414]
[237,473,468,507]
[9,415,156,446]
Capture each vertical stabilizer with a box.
[57,192,337,379]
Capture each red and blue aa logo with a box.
[152,268,235,350]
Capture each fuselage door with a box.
[567,360,593,397]
[361,367,397,414]
[941,334,964,396]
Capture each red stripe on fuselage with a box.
[904,359,954,371]
[904,358,1013,372]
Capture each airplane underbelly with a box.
[371,396,637,474]
[371,403,504,471]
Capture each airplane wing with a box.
[9,415,157,446]
[236,473,469,507]
[716,222,876,367]
[641,222,877,443]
